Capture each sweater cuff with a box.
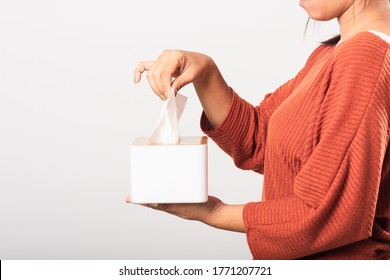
[243,197,311,227]
[243,197,313,259]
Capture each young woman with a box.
[130,0,390,259]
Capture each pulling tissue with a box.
[130,90,208,203]
[149,90,188,145]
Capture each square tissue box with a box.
[130,136,208,203]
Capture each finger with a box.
[142,203,159,209]
[148,203,159,208]
[153,66,168,99]
[146,71,167,101]
[134,61,154,83]
[125,196,131,203]
[142,203,172,212]
[149,61,171,99]
[171,72,192,94]
[161,72,173,98]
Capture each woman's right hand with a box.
[134,50,232,128]
[134,50,216,100]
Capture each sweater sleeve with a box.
[200,67,308,173]
[243,40,390,259]
[201,45,328,173]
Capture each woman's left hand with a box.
[126,195,223,223]
[126,196,246,233]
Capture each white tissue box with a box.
[130,136,208,203]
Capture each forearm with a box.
[193,61,232,128]
[205,203,246,233]
[128,195,246,233]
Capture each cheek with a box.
[300,0,353,21]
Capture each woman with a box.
[130,0,390,259]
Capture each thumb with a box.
[171,72,192,94]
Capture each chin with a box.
[301,7,337,21]
[300,1,345,22]
[308,13,336,21]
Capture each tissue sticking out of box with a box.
[149,89,188,145]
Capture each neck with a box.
[338,0,390,43]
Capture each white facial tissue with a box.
[149,90,188,145]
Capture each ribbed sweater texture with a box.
[201,32,390,259]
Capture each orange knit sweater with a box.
[201,32,390,259]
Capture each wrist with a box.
[199,198,223,225]
[204,202,224,227]
[193,58,219,89]
[204,203,246,233]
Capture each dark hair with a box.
[304,18,341,45]
[322,35,341,45]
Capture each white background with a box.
[0,0,338,259]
